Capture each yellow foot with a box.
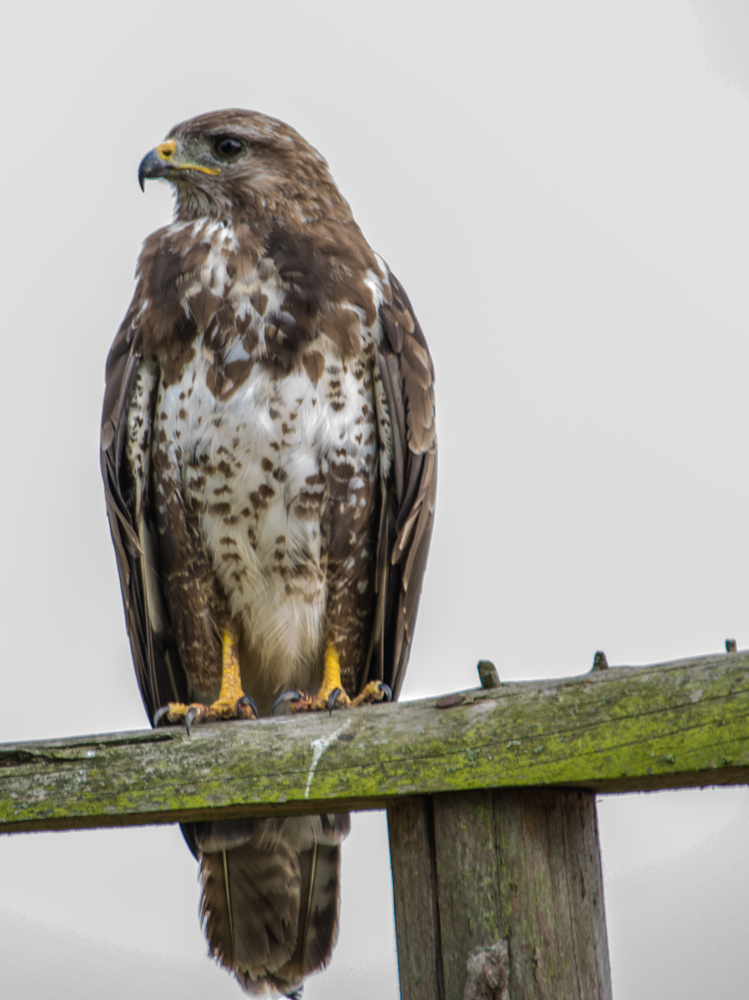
[154,629,258,734]
[273,644,392,715]
[351,680,393,706]
[155,696,257,733]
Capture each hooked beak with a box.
[138,140,221,191]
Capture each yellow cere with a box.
[156,140,221,176]
[156,140,177,161]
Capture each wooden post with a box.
[388,789,611,1000]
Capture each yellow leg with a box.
[317,644,348,703]
[217,628,245,704]
[155,630,257,732]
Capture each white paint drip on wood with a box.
[305,720,351,799]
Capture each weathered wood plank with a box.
[388,798,445,1000]
[431,791,502,999]
[561,790,612,996]
[388,790,611,1000]
[494,790,611,1000]
[0,650,748,834]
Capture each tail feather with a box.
[200,837,301,983]
[194,815,349,996]
[271,840,342,987]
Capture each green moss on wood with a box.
[0,650,748,833]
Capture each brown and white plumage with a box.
[101,109,436,995]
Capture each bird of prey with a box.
[101,109,436,996]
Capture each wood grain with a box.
[388,790,611,999]
[0,650,748,833]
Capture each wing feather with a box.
[100,296,186,722]
[370,271,437,699]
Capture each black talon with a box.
[237,695,259,719]
[379,683,393,702]
[273,690,302,715]
[328,688,343,714]
[185,706,198,736]
[153,706,170,727]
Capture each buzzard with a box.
[101,109,436,996]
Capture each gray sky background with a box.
[1,2,749,997]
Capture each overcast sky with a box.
[2,2,749,997]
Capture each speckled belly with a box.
[154,341,379,697]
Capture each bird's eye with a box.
[213,136,244,159]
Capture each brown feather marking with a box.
[302,349,325,384]
[320,304,363,360]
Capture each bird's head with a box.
[138,109,348,224]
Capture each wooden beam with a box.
[1,649,748,834]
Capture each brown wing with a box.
[101,292,187,723]
[370,271,437,700]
